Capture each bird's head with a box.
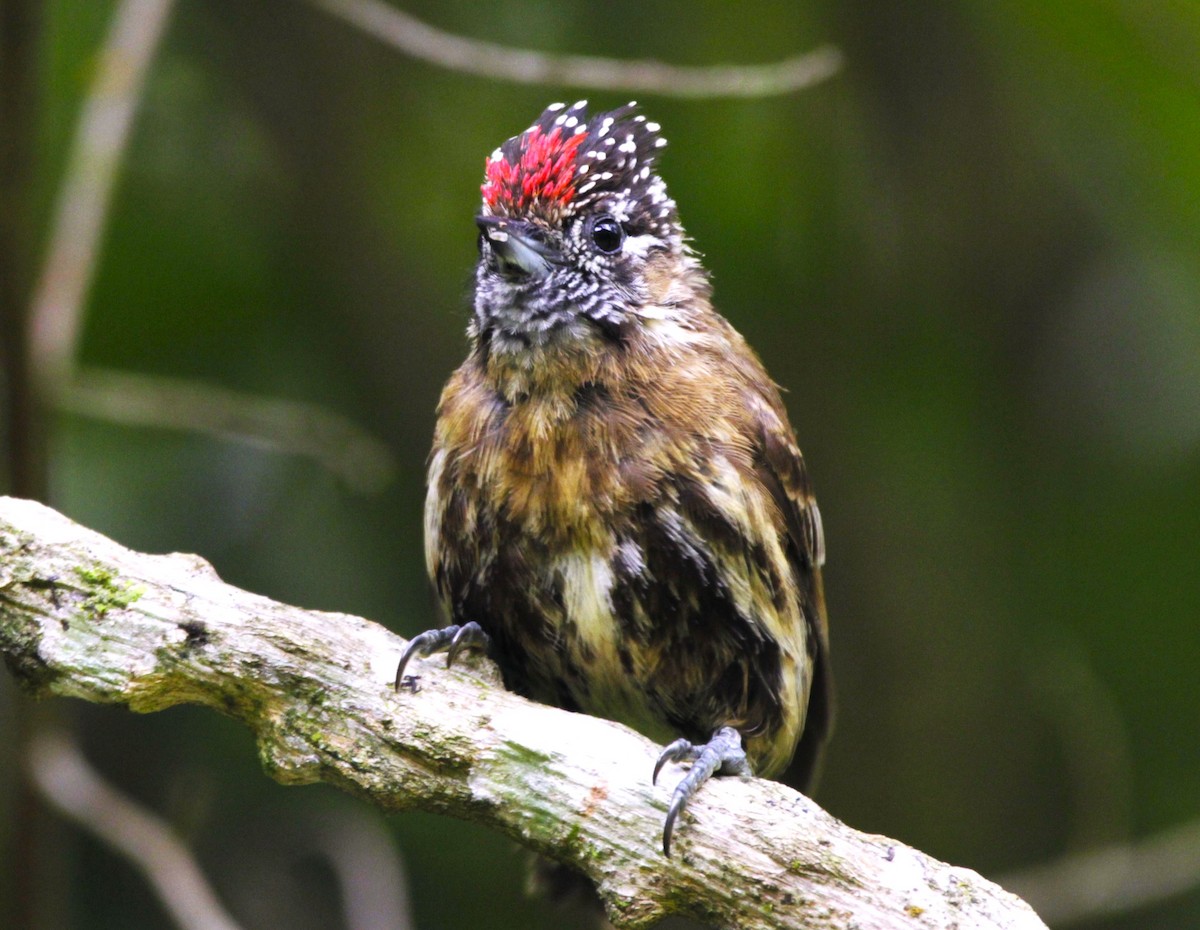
[471,101,687,354]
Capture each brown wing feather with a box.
[756,412,834,794]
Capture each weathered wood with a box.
[0,496,1047,930]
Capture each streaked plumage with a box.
[407,101,832,850]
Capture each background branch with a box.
[310,0,842,98]
[0,0,43,497]
[27,731,416,930]
[25,0,175,401]
[62,368,396,494]
[1001,818,1200,927]
[0,496,1045,930]
[27,731,245,930]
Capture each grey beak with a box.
[476,216,560,278]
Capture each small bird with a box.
[396,101,832,856]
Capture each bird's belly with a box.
[484,532,804,775]
[529,549,680,745]
[429,395,809,776]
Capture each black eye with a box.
[588,215,625,254]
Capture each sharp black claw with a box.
[446,621,488,668]
[393,623,491,691]
[654,726,752,856]
[393,634,433,691]
[663,791,688,857]
[652,737,694,785]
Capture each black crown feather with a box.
[482,101,680,240]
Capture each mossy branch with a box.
[0,496,1046,930]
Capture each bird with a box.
[395,100,832,857]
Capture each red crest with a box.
[482,123,588,211]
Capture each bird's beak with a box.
[476,216,560,278]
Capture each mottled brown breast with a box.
[425,308,828,780]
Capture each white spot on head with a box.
[621,232,664,257]
[654,138,668,148]
[646,122,661,132]
[547,102,566,111]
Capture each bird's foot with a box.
[393,622,490,691]
[652,726,751,856]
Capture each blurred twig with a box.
[27,731,245,930]
[24,0,394,492]
[0,0,44,498]
[309,0,842,98]
[29,730,414,930]
[26,0,176,400]
[63,367,396,494]
[1001,818,1200,927]
[1,3,50,929]
[1003,641,1196,925]
[298,808,414,930]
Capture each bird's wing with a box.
[754,409,834,794]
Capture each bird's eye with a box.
[588,215,625,254]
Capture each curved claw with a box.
[394,629,445,691]
[654,727,752,857]
[663,790,688,857]
[393,623,491,691]
[652,738,695,785]
[446,621,489,669]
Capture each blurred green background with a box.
[3,0,1200,928]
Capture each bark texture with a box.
[0,496,1047,930]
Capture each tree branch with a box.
[0,496,1046,930]
[28,730,417,930]
[309,0,842,99]
[27,731,245,930]
[61,367,396,494]
[26,0,175,400]
[1000,817,1200,927]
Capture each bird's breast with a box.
[474,382,662,544]
[425,351,811,775]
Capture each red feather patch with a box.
[482,125,587,211]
